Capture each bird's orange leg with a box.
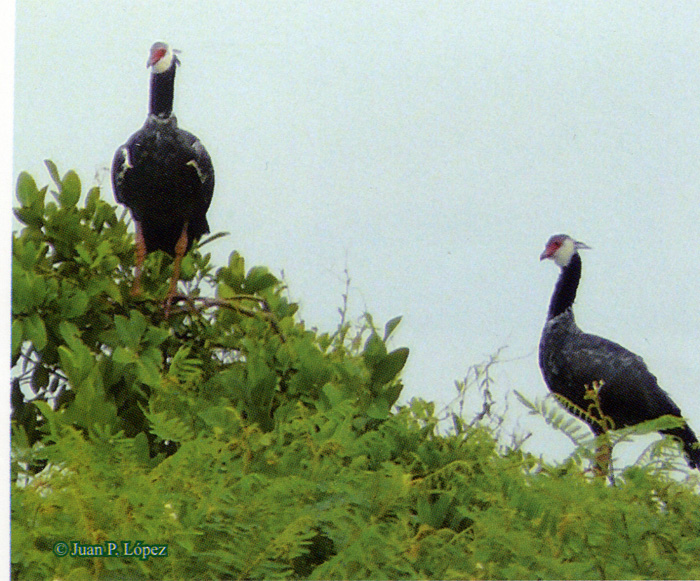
[164,222,189,318]
[132,221,147,296]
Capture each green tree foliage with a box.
[12,164,700,580]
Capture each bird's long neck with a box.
[149,65,176,118]
[548,253,581,319]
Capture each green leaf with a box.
[136,358,162,388]
[371,347,410,386]
[320,382,348,409]
[44,159,60,188]
[58,320,80,344]
[11,318,24,358]
[217,281,237,300]
[16,172,38,207]
[64,366,117,430]
[383,316,403,341]
[17,239,40,271]
[217,251,246,292]
[75,243,92,265]
[130,432,151,465]
[11,271,31,314]
[25,313,47,351]
[142,325,169,348]
[59,288,89,319]
[112,346,138,365]
[85,186,99,215]
[380,381,404,408]
[114,311,147,350]
[244,266,278,293]
[13,206,43,228]
[58,170,81,208]
[366,396,392,419]
[363,333,387,369]
[180,253,195,280]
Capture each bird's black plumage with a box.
[539,234,699,469]
[112,116,213,254]
[112,42,214,258]
[112,42,214,313]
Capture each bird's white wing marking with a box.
[186,159,207,183]
[115,146,133,182]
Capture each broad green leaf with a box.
[11,271,31,314]
[64,367,117,430]
[217,281,236,299]
[366,396,392,419]
[217,251,245,291]
[16,172,38,207]
[28,274,47,310]
[57,344,78,384]
[180,253,195,280]
[363,333,387,368]
[112,346,138,365]
[244,266,278,293]
[18,239,40,271]
[130,432,151,465]
[13,206,43,228]
[136,358,162,388]
[320,382,347,410]
[59,288,89,319]
[58,170,81,208]
[142,325,169,347]
[25,312,47,351]
[114,311,147,350]
[371,347,409,386]
[59,320,80,344]
[85,186,99,215]
[229,250,245,276]
[380,381,404,408]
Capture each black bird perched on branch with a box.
[539,234,700,470]
[112,42,214,315]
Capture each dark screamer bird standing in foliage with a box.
[539,234,700,470]
[112,42,214,315]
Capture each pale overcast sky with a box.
[12,1,700,466]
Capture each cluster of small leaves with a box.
[12,165,700,580]
[14,395,700,580]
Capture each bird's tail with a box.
[663,425,700,470]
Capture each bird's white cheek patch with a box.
[554,238,576,267]
[151,49,174,74]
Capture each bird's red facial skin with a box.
[540,241,561,261]
[148,48,167,67]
